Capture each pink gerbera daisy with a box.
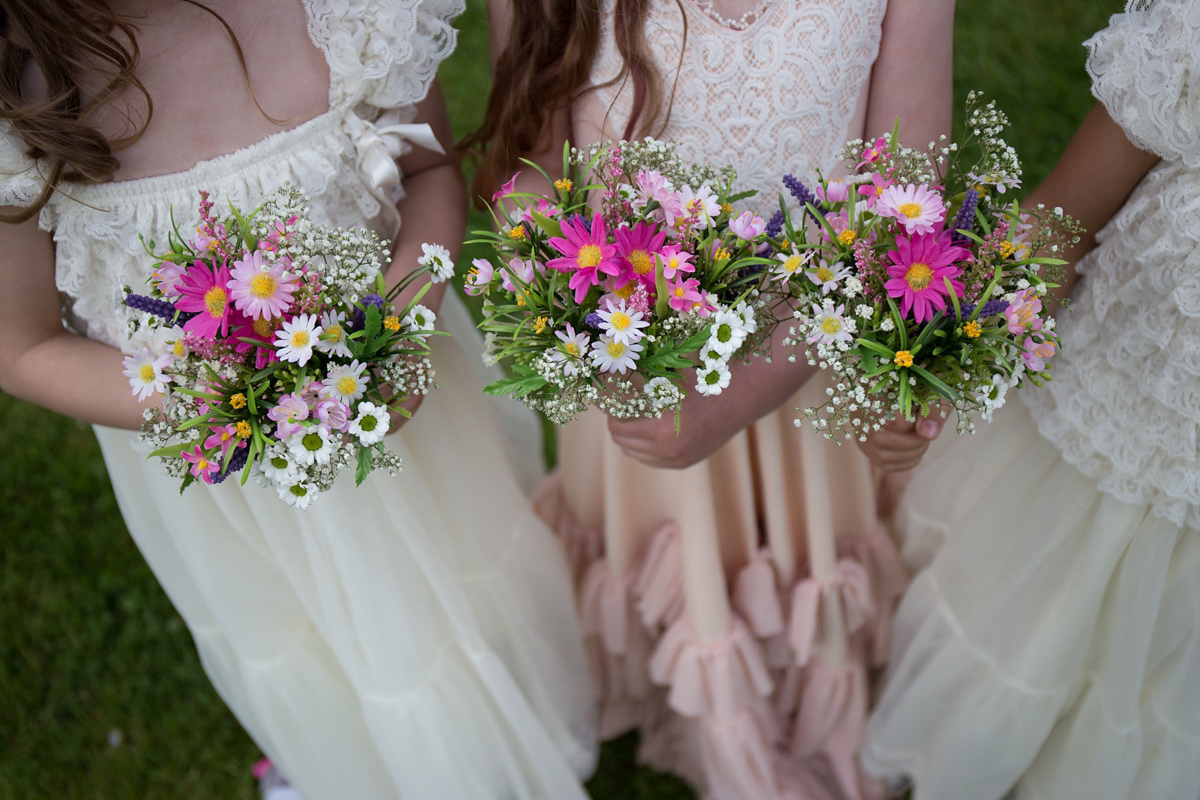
[877,184,947,235]
[614,221,667,288]
[176,259,234,338]
[228,251,297,320]
[547,214,621,303]
[884,230,970,323]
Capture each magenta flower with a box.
[857,136,888,169]
[857,173,893,209]
[884,230,970,323]
[666,276,703,313]
[176,259,234,338]
[267,392,310,439]
[203,424,243,458]
[181,445,221,484]
[547,214,620,303]
[520,197,562,223]
[492,171,521,202]
[614,221,666,287]
[230,312,280,370]
[729,211,766,240]
[229,251,297,320]
[658,245,695,280]
[816,180,850,205]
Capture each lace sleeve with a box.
[0,124,48,209]
[1086,0,1200,167]
[307,0,464,114]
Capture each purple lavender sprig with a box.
[125,293,196,324]
[950,188,980,245]
[782,174,825,222]
[584,312,604,330]
[764,209,784,239]
[955,298,1009,320]
[211,444,250,485]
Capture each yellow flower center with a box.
[577,245,603,269]
[606,340,627,358]
[964,320,982,338]
[253,316,277,337]
[905,262,934,290]
[231,393,247,409]
[325,324,344,343]
[999,241,1015,258]
[203,286,227,317]
[616,284,636,300]
[816,266,835,283]
[336,376,359,395]
[820,316,842,334]
[173,340,184,357]
[249,272,277,299]
[197,458,209,470]
[630,250,653,274]
[784,255,804,273]
[609,311,632,331]
[898,202,923,219]
[838,230,857,245]
[674,287,686,297]
[290,330,310,348]
[138,364,155,383]
[236,421,252,437]
[894,350,914,367]
[564,342,581,358]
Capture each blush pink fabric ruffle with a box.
[535,476,908,800]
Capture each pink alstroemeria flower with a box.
[547,215,620,303]
[181,445,221,484]
[1005,288,1043,335]
[464,258,495,296]
[176,259,234,339]
[1023,322,1055,371]
[658,245,695,280]
[857,136,889,169]
[267,392,310,439]
[884,229,971,323]
[316,399,352,434]
[492,171,521,202]
[203,424,244,458]
[666,277,703,313]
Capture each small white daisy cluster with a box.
[695,300,758,397]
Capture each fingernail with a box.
[918,420,939,438]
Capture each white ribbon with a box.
[346,108,445,190]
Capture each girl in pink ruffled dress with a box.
[474,1,954,798]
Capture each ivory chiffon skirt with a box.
[94,295,598,800]
[864,398,1200,800]
[538,374,908,800]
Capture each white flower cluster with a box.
[694,300,757,396]
[378,354,436,397]
[571,137,733,196]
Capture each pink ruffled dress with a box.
[537,1,909,798]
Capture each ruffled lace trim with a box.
[1086,0,1200,168]
[534,474,905,800]
[0,126,48,210]
[1025,158,1200,528]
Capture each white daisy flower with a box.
[806,258,849,294]
[677,184,721,228]
[316,310,353,359]
[549,324,591,378]
[700,341,729,369]
[321,360,369,405]
[695,362,732,396]
[773,250,813,282]
[807,302,854,346]
[349,401,391,445]
[275,313,323,366]
[733,300,759,335]
[403,304,437,340]
[277,479,320,509]
[122,348,172,401]
[260,442,300,484]
[706,308,748,356]
[589,334,643,374]
[288,426,337,467]
[417,242,456,283]
[597,301,650,345]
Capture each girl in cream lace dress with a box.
[478,1,953,798]
[0,2,595,798]
[863,2,1200,798]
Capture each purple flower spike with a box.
[125,293,196,324]
[211,444,249,485]
[951,188,980,244]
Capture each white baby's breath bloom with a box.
[417,242,456,283]
[879,317,896,332]
[589,334,643,374]
[403,304,437,340]
[644,376,682,411]
[695,362,732,396]
[349,401,390,444]
[856,304,874,319]
[316,310,353,359]
[288,426,337,467]
[122,348,172,401]
[843,276,864,298]
[275,313,323,366]
[321,360,370,405]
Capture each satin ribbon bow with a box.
[347,108,445,190]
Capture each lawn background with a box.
[0,1,1123,797]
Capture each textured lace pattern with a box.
[0,0,462,352]
[1086,0,1200,169]
[586,0,887,216]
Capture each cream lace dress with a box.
[535,2,909,799]
[863,2,1200,798]
[0,2,598,797]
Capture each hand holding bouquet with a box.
[774,93,1080,439]
[473,139,783,425]
[122,186,455,507]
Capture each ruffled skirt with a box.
[863,398,1200,800]
[94,295,598,800]
[539,374,908,800]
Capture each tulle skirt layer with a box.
[864,399,1200,800]
[95,295,598,800]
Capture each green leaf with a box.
[909,364,963,402]
[355,446,372,486]
[885,296,908,349]
[530,211,564,240]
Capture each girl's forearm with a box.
[386,161,467,314]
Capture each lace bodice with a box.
[1024,0,1200,527]
[0,0,461,353]
[579,0,887,217]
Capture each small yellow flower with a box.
[894,350,914,367]
[964,320,982,338]
[508,225,527,240]
[781,239,792,252]
[235,420,253,438]
[838,229,857,246]
[230,393,247,409]
[554,178,573,192]
[998,241,1015,259]
[517,295,526,306]
[714,247,731,261]
[384,315,401,332]
[721,203,734,215]
[534,316,549,334]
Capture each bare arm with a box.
[0,215,156,429]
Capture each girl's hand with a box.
[857,412,945,473]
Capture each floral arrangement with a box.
[472,139,782,425]
[773,93,1079,439]
[121,186,454,507]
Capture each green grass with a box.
[0,0,1121,797]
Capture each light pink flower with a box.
[1005,289,1043,335]
[729,211,766,240]
[465,258,495,296]
[267,392,310,439]
[229,251,297,320]
[877,184,947,235]
[520,197,563,223]
[817,179,851,205]
[1023,323,1055,371]
[316,399,351,433]
[153,262,187,297]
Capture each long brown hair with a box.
[464,0,687,207]
[0,0,276,223]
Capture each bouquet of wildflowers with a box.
[473,139,783,425]
[772,93,1080,439]
[121,186,455,507]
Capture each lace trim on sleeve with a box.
[0,124,49,210]
[305,0,464,115]
[1086,0,1200,168]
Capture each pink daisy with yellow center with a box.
[614,221,667,288]
[884,230,970,323]
[547,214,621,303]
[877,184,947,235]
[176,259,234,339]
